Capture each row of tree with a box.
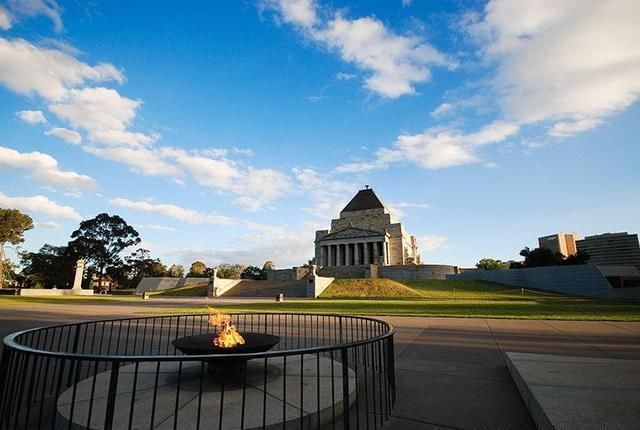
[185,260,275,280]
[476,246,590,270]
[0,208,277,289]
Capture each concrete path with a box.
[1,302,639,429]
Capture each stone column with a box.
[336,244,342,266]
[322,246,328,266]
[328,245,333,266]
[345,243,351,266]
[381,242,387,266]
[373,241,379,263]
[363,242,370,265]
[353,242,360,266]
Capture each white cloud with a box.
[266,2,453,98]
[0,37,123,101]
[45,127,82,144]
[36,220,61,230]
[49,87,158,146]
[468,0,640,137]
[401,0,413,7]
[6,0,63,32]
[84,146,183,178]
[0,192,81,219]
[336,72,356,81]
[109,198,233,225]
[272,0,317,27]
[430,103,453,119]
[394,202,430,209]
[136,224,177,232]
[389,121,519,169]
[419,235,447,252]
[0,146,96,189]
[16,109,46,124]
[0,6,11,30]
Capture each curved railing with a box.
[1,313,395,429]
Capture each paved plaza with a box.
[1,302,639,429]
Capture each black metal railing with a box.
[1,313,395,429]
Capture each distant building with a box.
[538,233,579,257]
[576,232,640,270]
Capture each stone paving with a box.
[1,303,639,429]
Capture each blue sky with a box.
[0,0,638,269]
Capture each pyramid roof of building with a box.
[341,188,385,213]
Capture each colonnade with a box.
[320,241,388,266]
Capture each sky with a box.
[0,0,639,269]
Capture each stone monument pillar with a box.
[207,268,219,297]
[72,259,85,291]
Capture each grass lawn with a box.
[153,279,640,321]
[1,279,639,321]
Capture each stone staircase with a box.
[219,279,310,298]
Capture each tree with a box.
[20,244,78,288]
[68,214,140,286]
[512,246,590,269]
[0,209,33,288]
[563,250,590,265]
[123,248,168,287]
[241,265,263,280]
[476,258,509,271]
[262,260,275,272]
[216,263,245,279]
[168,264,184,278]
[187,261,208,277]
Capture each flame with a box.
[207,307,245,348]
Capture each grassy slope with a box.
[320,278,423,298]
[153,283,208,297]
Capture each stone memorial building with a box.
[314,186,419,272]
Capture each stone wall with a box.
[379,264,458,280]
[317,265,369,278]
[266,267,312,281]
[448,265,613,298]
[331,208,391,232]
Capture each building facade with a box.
[576,232,640,270]
[314,187,419,268]
[538,233,579,257]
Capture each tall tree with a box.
[20,244,78,288]
[168,264,185,278]
[68,213,140,286]
[0,208,34,287]
[476,258,509,271]
[187,261,208,277]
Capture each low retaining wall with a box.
[267,267,312,281]
[18,288,94,296]
[136,277,207,293]
[448,265,613,298]
[380,264,459,280]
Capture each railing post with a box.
[0,347,12,425]
[387,334,396,404]
[341,347,350,429]
[104,361,120,430]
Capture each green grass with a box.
[1,279,639,321]
[148,298,640,321]
[0,294,140,307]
